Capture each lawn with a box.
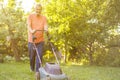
[0,62,120,80]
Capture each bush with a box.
[4,55,15,62]
[95,47,120,67]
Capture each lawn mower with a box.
[32,30,69,80]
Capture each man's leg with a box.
[28,42,36,72]
[35,42,44,80]
[35,41,44,72]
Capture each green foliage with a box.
[95,35,120,67]
[43,0,108,63]
[0,0,27,61]
[0,0,120,66]
[42,0,120,65]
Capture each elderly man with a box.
[27,3,48,80]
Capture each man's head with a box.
[35,3,42,16]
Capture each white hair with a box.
[34,3,42,9]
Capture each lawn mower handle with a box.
[33,30,46,34]
[32,30,48,67]
[32,30,59,64]
[32,30,49,42]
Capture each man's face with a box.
[35,5,42,15]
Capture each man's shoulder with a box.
[41,15,47,19]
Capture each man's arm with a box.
[27,24,35,33]
[27,15,35,33]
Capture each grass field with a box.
[0,62,120,80]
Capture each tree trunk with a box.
[88,51,93,65]
[10,38,21,61]
[88,42,94,65]
[63,38,69,63]
[64,43,67,63]
[0,54,4,63]
[8,26,21,62]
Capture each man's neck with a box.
[35,13,41,17]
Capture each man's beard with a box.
[36,13,40,16]
[36,11,41,16]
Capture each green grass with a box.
[62,65,120,80]
[0,62,34,80]
[0,62,120,80]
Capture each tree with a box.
[0,0,27,61]
[44,0,120,65]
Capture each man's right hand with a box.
[31,29,36,34]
